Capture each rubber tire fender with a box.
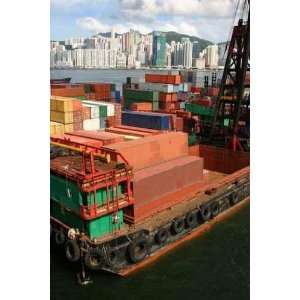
[185,211,197,228]
[106,248,119,267]
[211,201,220,217]
[128,236,149,263]
[64,239,80,263]
[55,230,65,245]
[155,228,169,245]
[200,204,211,221]
[84,248,105,271]
[171,218,185,235]
[230,191,239,205]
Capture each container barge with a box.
[50,12,250,280]
[50,132,249,277]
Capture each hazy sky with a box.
[51,0,242,43]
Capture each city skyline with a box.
[51,0,240,43]
[50,29,220,69]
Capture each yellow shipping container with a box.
[50,121,64,135]
[64,124,74,133]
[50,111,73,124]
[50,96,74,112]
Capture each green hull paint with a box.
[51,200,84,230]
[87,210,124,239]
[50,174,83,212]
[51,200,124,239]
[51,174,123,212]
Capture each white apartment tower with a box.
[206,44,219,68]
[182,38,193,69]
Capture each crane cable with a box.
[221,0,241,63]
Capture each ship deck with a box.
[91,169,227,244]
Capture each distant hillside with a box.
[164,31,212,50]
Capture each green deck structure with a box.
[50,174,125,239]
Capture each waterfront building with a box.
[152,31,166,67]
[182,38,193,68]
[205,44,219,68]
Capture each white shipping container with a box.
[83,104,99,119]
[130,77,145,84]
[82,100,115,117]
[173,86,179,93]
[83,119,100,130]
[138,83,175,93]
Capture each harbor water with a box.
[50,68,223,94]
[51,203,249,300]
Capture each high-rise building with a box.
[205,44,219,68]
[116,52,127,68]
[174,42,183,66]
[182,38,193,68]
[218,42,227,66]
[152,31,166,67]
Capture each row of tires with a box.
[52,187,248,271]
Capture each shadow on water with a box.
[51,203,249,300]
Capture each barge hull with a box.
[118,196,250,276]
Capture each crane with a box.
[209,0,250,151]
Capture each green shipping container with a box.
[185,103,215,117]
[188,132,197,146]
[123,89,159,110]
[75,96,87,100]
[99,105,108,117]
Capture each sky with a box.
[51,0,243,43]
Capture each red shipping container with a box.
[131,102,153,112]
[81,106,91,120]
[191,87,201,93]
[208,87,219,97]
[51,85,85,97]
[197,99,212,107]
[73,110,83,123]
[73,122,83,131]
[51,134,103,149]
[114,125,160,135]
[159,92,176,102]
[133,156,203,207]
[106,116,116,128]
[176,110,192,118]
[108,132,188,170]
[145,74,182,85]
[176,117,184,131]
[159,102,176,111]
[71,100,82,111]
[66,130,124,145]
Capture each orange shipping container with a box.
[131,102,153,112]
[51,86,85,97]
[107,132,188,170]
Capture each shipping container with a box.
[83,119,100,130]
[122,111,171,130]
[107,132,188,170]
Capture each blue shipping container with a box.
[122,111,170,130]
[115,91,121,100]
